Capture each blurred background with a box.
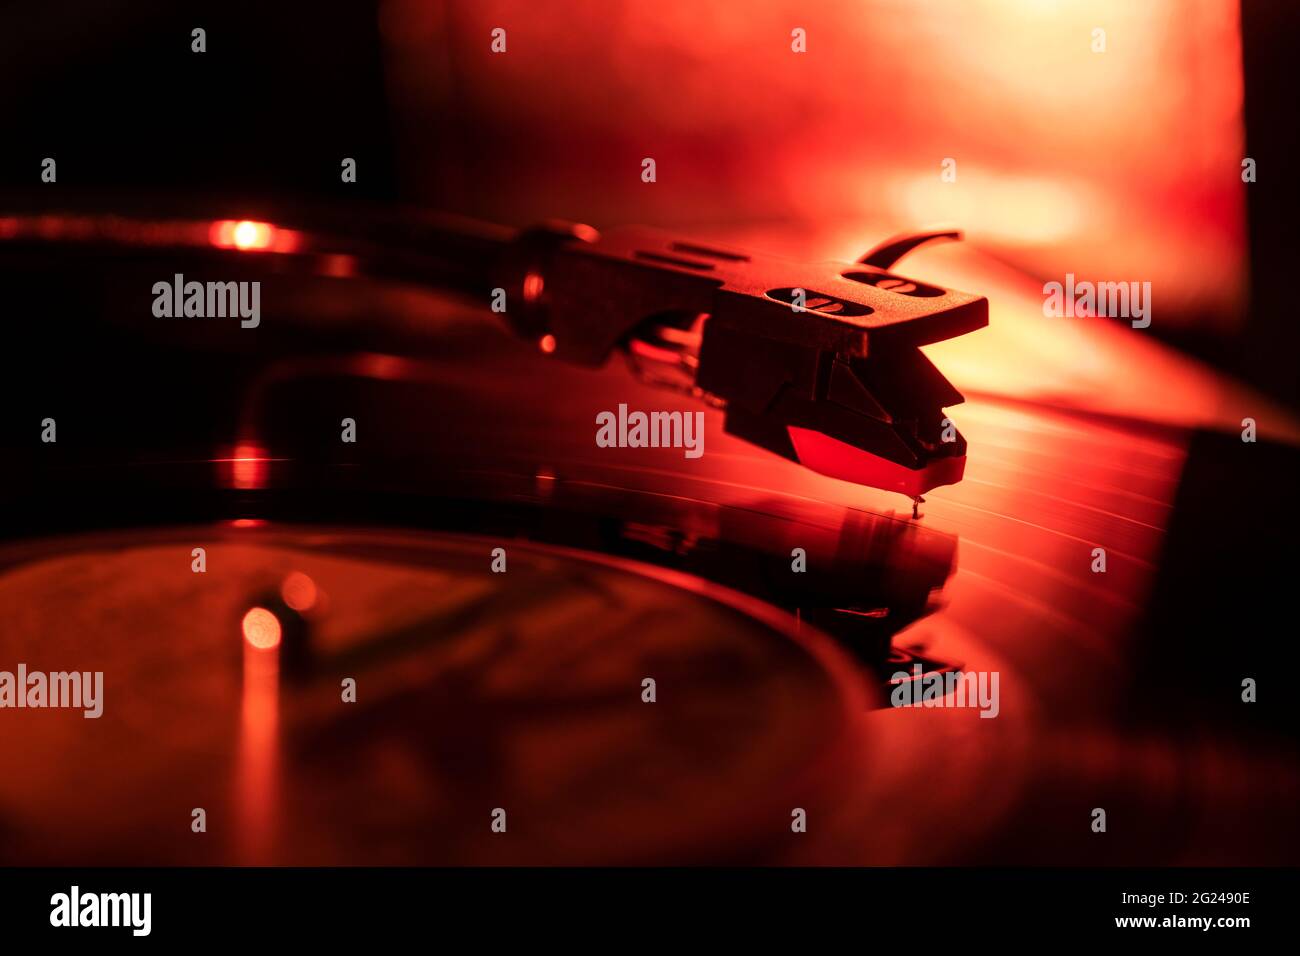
[2,0,1295,409]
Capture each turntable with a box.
[1,198,1296,868]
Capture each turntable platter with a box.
[0,526,869,865]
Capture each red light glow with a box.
[523,272,545,303]
[280,572,319,612]
[210,219,271,250]
[218,441,271,490]
[208,219,300,253]
[241,607,282,649]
